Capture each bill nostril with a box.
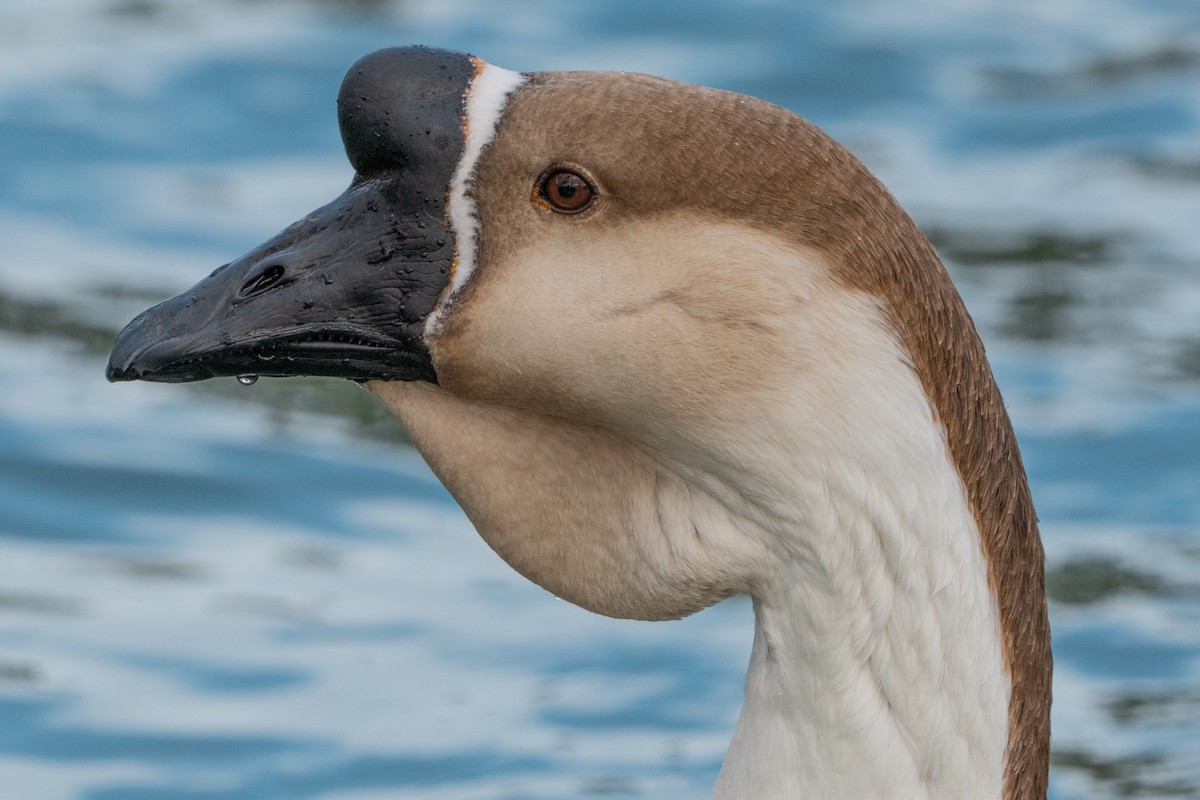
[238,264,286,298]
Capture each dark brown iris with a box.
[539,169,595,213]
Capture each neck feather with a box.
[703,107,1050,795]
[809,145,1051,798]
[699,290,1009,799]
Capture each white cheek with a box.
[428,61,525,336]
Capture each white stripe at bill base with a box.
[429,60,526,334]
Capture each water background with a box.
[2,1,1199,797]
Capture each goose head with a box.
[108,46,1050,799]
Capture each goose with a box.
[107,45,1051,799]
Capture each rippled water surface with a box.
[2,1,1199,797]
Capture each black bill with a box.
[106,45,478,385]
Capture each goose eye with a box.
[539,169,595,213]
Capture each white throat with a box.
[708,296,1009,799]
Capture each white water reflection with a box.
[1,1,1199,798]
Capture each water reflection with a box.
[0,289,120,358]
[981,41,1200,98]
[1051,748,1194,800]
[1048,556,1171,605]
[1,1,1199,799]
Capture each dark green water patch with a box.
[1172,341,1200,380]
[928,228,1120,267]
[0,290,120,357]
[980,42,1200,99]
[997,287,1078,343]
[1129,154,1200,183]
[1107,687,1200,726]
[92,556,206,582]
[0,590,85,617]
[0,661,39,683]
[1052,748,1199,798]
[1047,557,1169,605]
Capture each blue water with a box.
[2,1,1199,797]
